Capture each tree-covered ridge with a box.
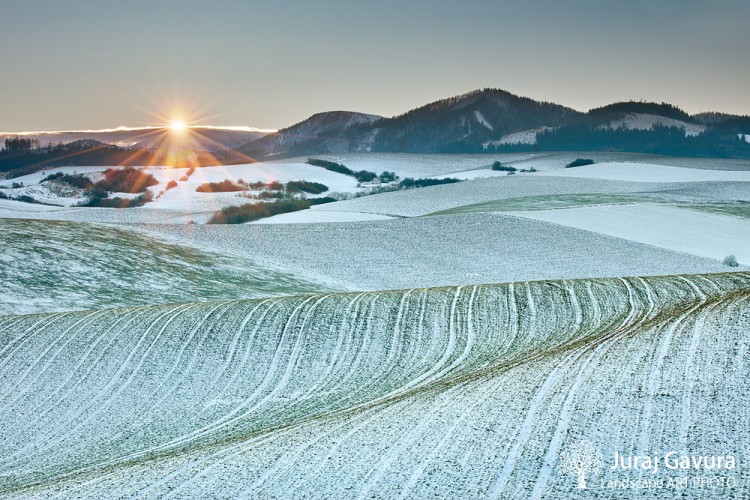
[586,101,695,123]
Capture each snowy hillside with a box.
[0,273,747,497]
[607,113,705,136]
[0,218,328,315]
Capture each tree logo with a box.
[559,439,602,490]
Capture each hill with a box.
[0,126,269,152]
[239,111,383,158]
[0,272,747,497]
[237,90,750,158]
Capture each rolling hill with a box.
[237,90,750,158]
[0,272,747,497]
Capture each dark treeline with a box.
[488,125,750,158]
[208,197,336,224]
[306,158,399,184]
[0,139,159,178]
[0,138,232,178]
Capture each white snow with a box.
[250,208,394,224]
[473,110,493,130]
[513,203,750,264]
[283,153,508,179]
[608,113,705,136]
[143,162,359,211]
[538,161,750,183]
[486,127,552,146]
[144,212,728,291]
[0,274,747,497]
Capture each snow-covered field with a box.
[2,152,750,498]
[251,208,394,224]
[311,176,675,217]
[514,204,750,265]
[142,213,731,291]
[0,273,747,497]
[0,219,328,315]
[282,153,530,178]
[538,161,750,182]
[0,162,360,213]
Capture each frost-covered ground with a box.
[141,213,732,291]
[310,176,688,217]
[0,273,747,498]
[282,153,524,178]
[538,162,750,182]
[514,204,750,265]
[251,209,394,224]
[0,219,330,315]
[2,152,750,498]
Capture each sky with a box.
[1,0,748,132]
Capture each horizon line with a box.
[0,125,278,136]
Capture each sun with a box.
[169,120,187,132]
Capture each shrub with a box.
[179,166,195,182]
[52,174,94,189]
[379,171,399,183]
[286,180,329,194]
[16,195,37,204]
[258,191,285,199]
[195,180,247,193]
[42,172,64,182]
[399,177,462,189]
[267,181,284,191]
[565,158,595,168]
[492,161,516,172]
[307,158,376,183]
[354,170,377,183]
[165,180,178,190]
[95,167,158,193]
[81,190,153,208]
[247,181,267,190]
[723,254,739,267]
[307,158,354,176]
[207,197,336,224]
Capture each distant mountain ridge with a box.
[0,127,269,152]
[238,89,750,159]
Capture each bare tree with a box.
[559,440,601,489]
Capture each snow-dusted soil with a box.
[0,203,213,224]
[0,219,330,315]
[250,208,394,224]
[538,162,750,183]
[140,213,731,291]
[282,153,532,179]
[0,273,747,498]
[311,176,678,217]
[514,204,750,265]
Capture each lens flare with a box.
[169,120,187,132]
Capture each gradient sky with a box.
[1,0,748,131]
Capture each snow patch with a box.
[250,209,394,224]
[485,127,552,147]
[608,113,705,137]
[514,203,750,264]
[473,110,493,130]
[538,162,750,183]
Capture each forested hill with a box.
[237,90,750,159]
